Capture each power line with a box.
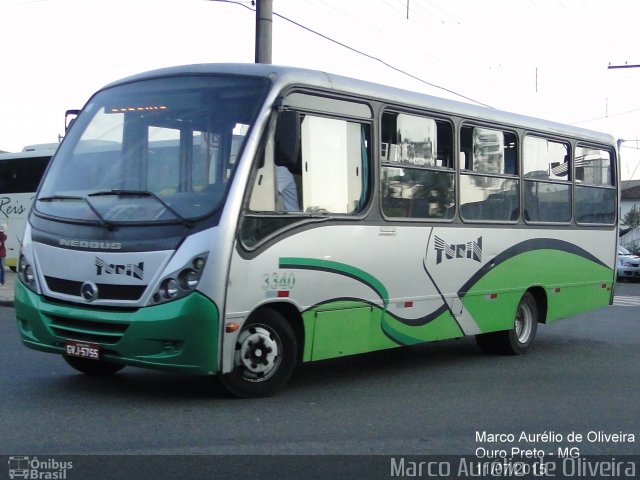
[273,9,493,107]
[380,0,406,18]
[308,0,388,37]
[208,0,493,108]
[572,106,640,126]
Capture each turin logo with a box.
[434,235,482,265]
[95,257,144,280]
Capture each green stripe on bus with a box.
[463,249,613,331]
[280,257,389,308]
[282,258,467,350]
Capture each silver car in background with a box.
[617,245,640,282]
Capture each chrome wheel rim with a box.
[515,301,534,344]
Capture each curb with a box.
[0,269,17,308]
[0,298,14,307]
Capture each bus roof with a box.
[0,148,56,161]
[22,143,59,152]
[100,63,616,146]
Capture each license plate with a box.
[65,340,100,360]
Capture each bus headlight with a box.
[18,254,38,291]
[160,278,179,299]
[178,269,199,290]
[152,254,207,305]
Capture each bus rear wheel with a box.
[476,291,538,355]
[63,355,125,376]
[219,309,297,398]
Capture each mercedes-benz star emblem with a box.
[80,281,99,302]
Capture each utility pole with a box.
[255,0,273,64]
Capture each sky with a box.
[1,0,640,179]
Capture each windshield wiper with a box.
[38,194,85,202]
[88,189,192,227]
[38,194,115,230]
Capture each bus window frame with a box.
[458,122,520,225]
[239,90,375,251]
[379,108,456,222]
[573,142,617,226]
[521,133,573,225]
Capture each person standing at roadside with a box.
[0,224,7,286]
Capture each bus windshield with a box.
[36,74,269,224]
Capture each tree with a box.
[622,204,640,228]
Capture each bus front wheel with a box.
[476,291,538,355]
[63,355,125,376]
[219,309,297,398]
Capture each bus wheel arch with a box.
[527,286,548,324]
[476,289,542,355]
[219,304,300,398]
[263,302,305,364]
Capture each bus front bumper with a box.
[15,282,220,375]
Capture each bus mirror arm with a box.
[65,109,81,132]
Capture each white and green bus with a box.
[15,64,618,397]
[0,146,56,270]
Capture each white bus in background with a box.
[0,145,56,269]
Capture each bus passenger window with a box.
[247,113,369,215]
[574,146,615,224]
[381,112,454,220]
[459,125,519,222]
[523,136,571,223]
[242,111,371,246]
[299,115,369,214]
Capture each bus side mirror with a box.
[65,109,81,132]
[274,110,301,173]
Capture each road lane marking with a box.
[612,296,640,307]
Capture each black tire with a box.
[63,355,125,376]
[476,291,538,355]
[219,309,297,398]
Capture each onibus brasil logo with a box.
[8,456,72,479]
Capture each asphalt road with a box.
[1,284,639,478]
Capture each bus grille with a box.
[44,276,146,301]
[50,316,129,344]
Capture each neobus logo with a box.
[95,257,144,280]
[59,238,123,250]
[434,235,482,265]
